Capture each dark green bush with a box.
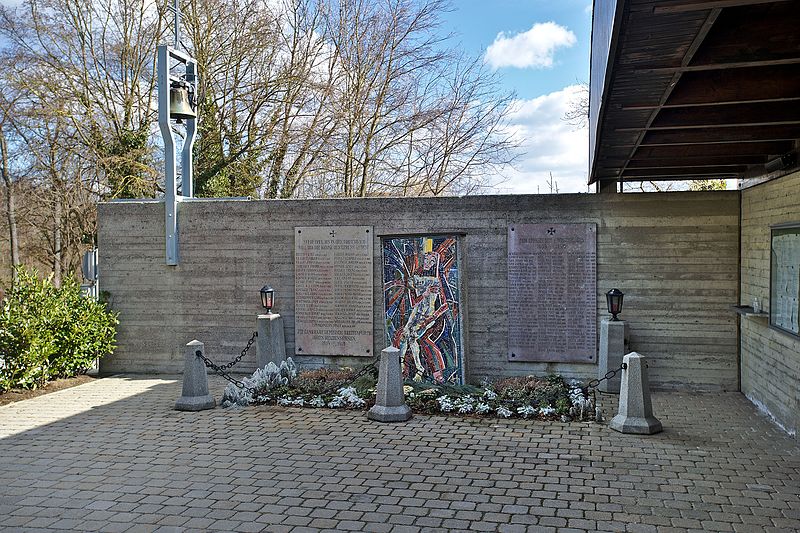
[0,267,118,391]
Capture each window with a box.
[770,222,800,336]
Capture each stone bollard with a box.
[598,319,626,393]
[175,340,216,411]
[609,352,662,434]
[368,347,412,423]
[256,313,287,369]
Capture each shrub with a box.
[0,267,118,391]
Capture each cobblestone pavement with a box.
[0,375,798,533]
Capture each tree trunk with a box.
[53,196,62,288]
[0,130,20,284]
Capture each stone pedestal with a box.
[175,340,216,411]
[256,313,286,369]
[368,347,412,423]
[598,319,626,393]
[609,352,662,434]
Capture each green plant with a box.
[0,267,118,391]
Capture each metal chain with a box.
[215,331,258,370]
[195,331,259,394]
[196,349,258,394]
[195,331,377,400]
[580,363,628,399]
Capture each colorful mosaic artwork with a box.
[382,235,464,385]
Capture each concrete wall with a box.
[741,170,800,435]
[98,192,740,390]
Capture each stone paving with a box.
[0,375,798,533]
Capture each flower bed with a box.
[220,359,596,421]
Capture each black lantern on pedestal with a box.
[260,285,275,313]
[606,288,624,321]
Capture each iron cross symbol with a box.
[329,230,336,238]
[547,227,556,235]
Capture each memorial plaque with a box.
[294,226,373,356]
[508,223,597,362]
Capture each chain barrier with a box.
[196,331,259,394]
[579,361,627,402]
[195,330,378,399]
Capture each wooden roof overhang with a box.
[588,0,800,185]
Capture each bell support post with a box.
[157,44,197,266]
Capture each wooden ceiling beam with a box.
[621,167,741,178]
[637,125,800,146]
[633,141,790,159]
[635,57,800,74]
[648,101,800,129]
[621,65,800,109]
[652,0,792,14]
[625,156,765,167]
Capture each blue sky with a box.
[442,0,593,193]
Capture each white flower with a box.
[538,406,556,416]
[496,406,512,418]
[475,403,491,414]
[483,389,497,400]
[437,396,455,412]
[517,405,537,418]
[458,402,474,414]
[328,386,366,408]
[327,397,344,408]
[310,396,325,408]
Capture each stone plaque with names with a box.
[508,223,597,362]
[294,226,373,356]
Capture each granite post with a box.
[256,313,286,369]
[609,352,662,434]
[175,340,216,411]
[368,346,412,423]
[598,319,626,393]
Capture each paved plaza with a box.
[0,375,798,533]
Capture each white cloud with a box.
[493,85,589,194]
[484,22,576,70]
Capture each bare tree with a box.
[563,81,589,129]
[322,0,516,198]
[0,116,20,285]
[0,0,165,199]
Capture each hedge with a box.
[0,267,118,391]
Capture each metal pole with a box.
[158,45,179,266]
[182,59,197,198]
[174,0,180,49]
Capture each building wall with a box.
[98,192,740,390]
[740,170,800,435]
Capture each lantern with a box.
[606,288,624,321]
[260,285,275,313]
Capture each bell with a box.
[169,79,195,121]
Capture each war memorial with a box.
[0,0,798,531]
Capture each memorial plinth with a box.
[598,319,626,393]
[368,347,412,423]
[256,313,286,368]
[609,352,663,435]
[175,340,215,411]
